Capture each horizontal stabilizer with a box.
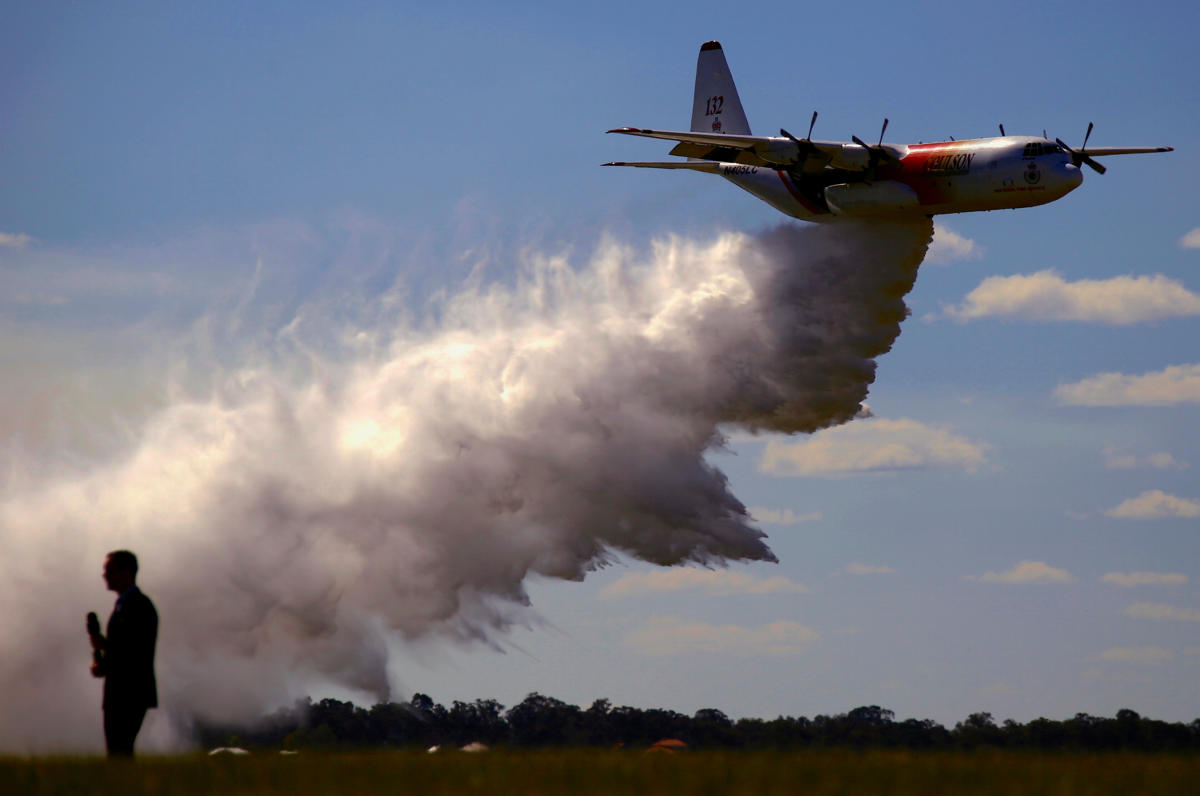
[603,161,722,173]
[608,127,761,150]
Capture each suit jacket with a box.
[101,586,158,711]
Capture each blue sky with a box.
[1,1,1198,746]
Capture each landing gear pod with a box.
[824,181,919,216]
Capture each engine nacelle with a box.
[753,139,801,165]
[828,144,871,171]
[823,181,919,216]
[827,143,907,171]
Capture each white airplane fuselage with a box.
[606,41,1169,222]
[717,136,1083,220]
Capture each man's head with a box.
[103,550,138,593]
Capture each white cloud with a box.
[1105,490,1200,519]
[1054,363,1200,406]
[599,568,810,598]
[1124,602,1199,622]
[1102,447,1187,471]
[968,560,1075,584]
[747,507,822,526]
[1180,228,1200,249]
[942,270,1200,324]
[1099,646,1173,663]
[624,616,818,656]
[926,223,983,265]
[844,562,896,575]
[1100,571,1188,587]
[1145,452,1187,470]
[760,418,987,477]
[0,231,34,249]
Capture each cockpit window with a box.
[1023,142,1062,157]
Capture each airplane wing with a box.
[606,126,903,172]
[1056,131,1173,174]
[1083,146,1174,156]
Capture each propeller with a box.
[851,118,897,172]
[1057,122,1107,175]
[999,123,1005,136]
[779,111,819,168]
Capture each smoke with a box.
[0,218,931,751]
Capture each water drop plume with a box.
[0,218,931,750]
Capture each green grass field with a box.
[3,749,1197,795]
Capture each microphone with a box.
[86,612,103,667]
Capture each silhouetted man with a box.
[88,550,158,757]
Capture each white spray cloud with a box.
[0,219,932,751]
[942,270,1200,324]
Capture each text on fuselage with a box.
[922,152,975,176]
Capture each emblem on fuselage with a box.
[1024,162,1041,185]
[712,118,722,132]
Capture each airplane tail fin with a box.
[691,41,751,136]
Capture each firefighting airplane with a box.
[606,41,1172,220]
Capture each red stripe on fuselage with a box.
[904,139,991,151]
[775,170,825,215]
[888,140,991,206]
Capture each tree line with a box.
[195,694,1200,752]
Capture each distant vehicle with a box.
[606,41,1172,220]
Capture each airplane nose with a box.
[1063,162,1084,187]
